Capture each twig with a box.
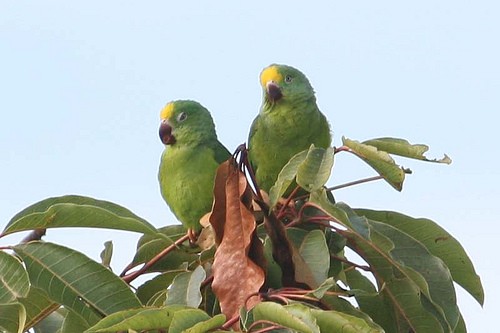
[277,185,300,219]
[21,228,47,243]
[239,143,264,201]
[330,253,372,272]
[200,274,214,289]
[248,320,286,333]
[221,314,240,330]
[122,233,190,284]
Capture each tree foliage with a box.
[0,137,482,332]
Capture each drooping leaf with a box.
[310,191,449,332]
[342,137,406,191]
[99,241,113,269]
[211,163,265,324]
[0,251,30,303]
[136,270,186,306]
[18,287,60,332]
[0,302,26,333]
[165,265,206,308]
[369,220,459,329]
[84,306,186,332]
[310,308,383,333]
[296,146,335,192]
[13,242,141,325]
[269,149,309,208]
[169,309,224,333]
[2,195,157,236]
[251,302,315,333]
[363,137,451,164]
[355,208,484,306]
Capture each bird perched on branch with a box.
[158,100,230,239]
[248,64,332,193]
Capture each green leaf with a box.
[369,220,459,329]
[180,313,226,333]
[168,308,215,333]
[99,241,113,269]
[251,302,315,333]
[0,302,26,333]
[310,308,383,333]
[296,146,335,192]
[311,192,448,332]
[320,294,385,332]
[13,242,141,325]
[342,137,406,191]
[2,195,157,236]
[18,287,60,331]
[363,137,451,164]
[165,265,206,308]
[308,277,336,299]
[355,208,484,306]
[0,251,30,303]
[269,149,308,207]
[136,270,186,306]
[344,269,397,332]
[33,308,67,333]
[84,306,186,332]
[298,230,330,286]
[284,304,320,333]
[61,309,91,333]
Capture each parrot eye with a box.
[285,75,293,83]
[177,112,188,122]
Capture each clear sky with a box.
[1,1,498,331]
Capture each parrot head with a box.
[260,64,315,104]
[159,100,217,146]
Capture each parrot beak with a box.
[266,81,283,103]
[159,120,176,145]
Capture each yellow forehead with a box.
[260,66,283,87]
[160,102,175,120]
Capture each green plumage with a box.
[248,64,332,192]
[158,100,230,231]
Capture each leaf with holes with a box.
[343,137,406,191]
[363,138,451,164]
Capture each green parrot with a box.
[248,64,332,193]
[158,100,231,235]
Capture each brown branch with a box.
[122,233,190,284]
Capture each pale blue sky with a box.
[1,1,498,331]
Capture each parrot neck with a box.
[261,95,317,116]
